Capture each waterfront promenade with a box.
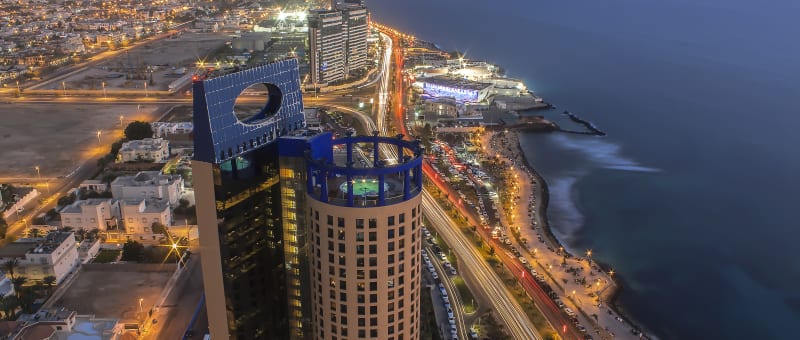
[482,129,647,339]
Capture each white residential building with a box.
[116,138,170,163]
[339,4,369,75]
[59,199,119,231]
[110,171,184,205]
[308,4,369,85]
[0,232,80,284]
[120,199,171,236]
[308,9,345,85]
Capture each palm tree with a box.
[88,228,100,240]
[43,276,56,295]
[0,295,19,320]
[11,276,26,299]
[75,229,87,242]
[3,259,17,281]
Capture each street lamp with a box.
[144,81,148,97]
[62,81,67,96]
[15,80,20,96]
[34,166,40,180]
[119,115,124,127]
[96,130,102,143]
[102,81,107,98]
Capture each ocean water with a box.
[370,0,800,338]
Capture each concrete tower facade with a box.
[305,136,424,340]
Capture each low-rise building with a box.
[11,307,123,339]
[59,199,118,231]
[77,238,101,264]
[0,232,80,284]
[110,171,184,205]
[119,199,171,236]
[116,138,169,163]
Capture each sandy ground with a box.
[55,268,172,320]
[42,32,232,92]
[0,103,161,177]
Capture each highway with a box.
[425,242,468,340]
[369,27,542,340]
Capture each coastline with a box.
[507,128,653,339]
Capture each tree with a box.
[124,121,154,140]
[11,277,26,299]
[3,259,17,281]
[74,229,87,242]
[0,295,19,320]
[43,276,56,294]
[121,240,145,262]
[151,222,168,239]
[57,194,76,207]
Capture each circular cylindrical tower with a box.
[307,136,423,340]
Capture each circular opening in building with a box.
[234,82,283,124]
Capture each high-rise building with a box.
[192,60,307,340]
[340,4,369,76]
[308,3,369,86]
[305,136,424,340]
[193,60,423,340]
[308,9,345,85]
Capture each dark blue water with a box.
[370,0,800,339]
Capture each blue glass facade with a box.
[193,59,306,164]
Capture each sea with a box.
[369,0,800,338]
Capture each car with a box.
[440,253,448,261]
[432,272,439,280]
[450,267,458,275]
[443,262,451,269]
[564,307,577,318]
[577,325,587,333]
[184,330,195,338]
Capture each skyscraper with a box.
[192,59,307,340]
[305,136,424,340]
[308,3,369,86]
[308,9,345,85]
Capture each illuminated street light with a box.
[144,82,148,97]
[96,130,102,143]
[102,81,107,98]
[119,115,124,127]
[34,165,40,180]
[62,81,67,96]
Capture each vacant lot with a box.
[44,32,232,92]
[0,103,162,177]
[56,264,174,321]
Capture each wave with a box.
[548,176,584,243]
[550,133,661,173]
